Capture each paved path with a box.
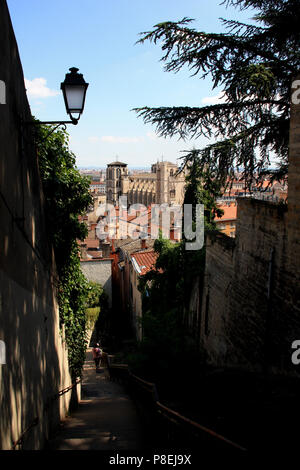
[48,349,144,450]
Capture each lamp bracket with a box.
[22,119,79,141]
[24,119,78,126]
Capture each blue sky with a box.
[7,0,255,168]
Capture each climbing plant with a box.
[36,123,92,379]
[85,281,105,308]
[85,281,109,332]
[129,163,222,382]
[130,233,205,383]
[184,151,224,231]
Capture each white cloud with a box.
[201,91,227,105]
[88,136,100,143]
[24,78,59,98]
[146,131,159,141]
[88,133,164,145]
[101,135,142,144]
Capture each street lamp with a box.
[24,67,89,127]
[61,67,89,124]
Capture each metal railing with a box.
[11,378,81,450]
[106,358,246,451]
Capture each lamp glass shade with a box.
[61,68,89,120]
[64,84,86,113]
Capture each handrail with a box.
[11,417,40,450]
[11,378,81,450]
[129,372,160,402]
[107,363,246,451]
[156,401,247,451]
[129,372,153,388]
[108,363,129,369]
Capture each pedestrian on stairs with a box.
[92,343,102,371]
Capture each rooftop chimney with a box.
[100,241,111,258]
[80,243,87,260]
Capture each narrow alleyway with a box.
[48,349,145,450]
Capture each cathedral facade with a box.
[106,160,186,207]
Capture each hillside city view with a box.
[1,0,300,462]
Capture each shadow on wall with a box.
[0,262,64,449]
[0,0,73,450]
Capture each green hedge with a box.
[86,307,101,329]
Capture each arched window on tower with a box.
[170,189,176,199]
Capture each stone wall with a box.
[198,196,298,373]
[0,0,77,449]
[199,232,236,365]
[80,259,113,307]
[286,76,300,318]
[196,79,300,374]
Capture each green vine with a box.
[36,123,93,379]
[85,281,107,331]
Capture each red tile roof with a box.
[90,181,105,186]
[131,250,159,275]
[216,202,237,222]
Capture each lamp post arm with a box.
[21,118,79,142]
[25,119,78,125]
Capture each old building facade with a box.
[106,161,128,205]
[106,160,185,207]
[111,238,156,340]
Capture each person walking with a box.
[92,343,102,371]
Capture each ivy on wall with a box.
[36,124,93,379]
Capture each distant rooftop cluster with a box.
[215,175,287,237]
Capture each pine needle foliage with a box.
[134,0,300,189]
